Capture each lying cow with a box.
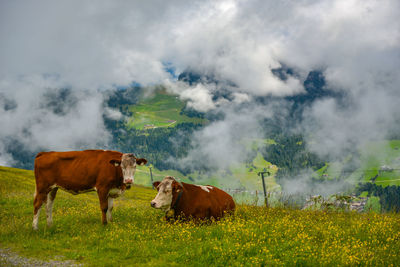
[151,176,235,220]
[33,150,147,230]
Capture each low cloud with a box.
[279,170,353,197]
[104,107,124,121]
[0,75,110,163]
[302,86,400,160]
[179,84,217,112]
[0,0,399,198]
[175,104,271,171]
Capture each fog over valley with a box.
[1,0,400,196]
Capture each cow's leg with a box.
[106,197,114,223]
[33,189,47,230]
[46,187,58,227]
[97,189,109,225]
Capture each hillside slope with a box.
[126,90,205,129]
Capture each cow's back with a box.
[34,150,122,192]
[208,186,235,217]
[180,183,235,219]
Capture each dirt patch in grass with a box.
[0,248,82,267]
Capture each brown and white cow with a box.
[33,150,147,230]
[151,176,235,221]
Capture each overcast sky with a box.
[0,0,399,167]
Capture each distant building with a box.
[380,165,393,172]
[144,124,155,129]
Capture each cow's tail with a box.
[34,162,39,180]
[33,161,38,198]
[33,152,44,182]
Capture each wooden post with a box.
[258,171,269,207]
[149,166,154,188]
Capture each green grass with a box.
[313,162,345,181]
[365,196,381,213]
[127,90,205,129]
[230,153,280,192]
[1,165,400,266]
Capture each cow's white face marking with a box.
[151,178,174,211]
[198,185,213,193]
[121,153,137,184]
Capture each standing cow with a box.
[33,150,147,230]
[151,176,235,220]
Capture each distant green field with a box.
[314,140,400,186]
[127,90,205,129]
[230,152,280,192]
[359,140,400,186]
[1,166,400,266]
[134,165,192,187]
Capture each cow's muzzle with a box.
[124,178,133,189]
[124,178,133,184]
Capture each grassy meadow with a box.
[127,91,205,129]
[1,166,400,266]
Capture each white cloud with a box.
[0,0,399,170]
[175,104,269,170]
[179,84,216,112]
[232,92,251,104]
[0,75,110,156]
[104,107,123,121]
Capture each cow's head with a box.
[151,176,182,211]
[110,153,147,187]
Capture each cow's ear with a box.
[110,159,121,167]
[153,181,161,190]
[136,158,147,166]
[172,181,182,192]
